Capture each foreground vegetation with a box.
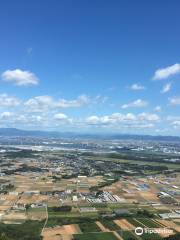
[0,221,43,240]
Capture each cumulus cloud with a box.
[127,123,155,129]
[0,108,161,131]
[153,63,180,80]
[86,116,100,124]
[54,113,68,120]
[0,112,14,120]
[121,99,148,109]
[130,83,145,91]
[2,69,39,86]
[56,95,90,108]
[138,112,160,121]
[0,94,21,107]
[168,117,180,129]
[0,90,163,132]
[169,96,180,105]
[4,113,49,128]
[24,96,54,112]
[53,113,73,125]
[154,106,162,112]
[93,95,108,104]
[86,112,159,127]
[24,95,90,112]
[170,120,180,127]
[161,82,172,93]
[155,128,169,133]
[86,113,137,125]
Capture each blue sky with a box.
[0,0,180,135]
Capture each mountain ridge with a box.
[0,128,179,141]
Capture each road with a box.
[41,204,48,236]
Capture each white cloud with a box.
[86,113,135,125]
[155,128,169,133]
[24,96,54,112]
[56,95,90,108]
[161,82,172,93]
[153,63,180,80]
[94,95,108,104]
[121,99,148,109]
[128,123,154,129]
[0,94,21,107]
[0,111,47,128]
[86,116,100,124]
[0,112,14,120]
[169,96,180,105]
[138,112,160,121]
[2,69,39,86]
[170,120,180,126]
[54,113,73,126]
[112,113,136,121]
[54,113,68,120]
[130,83,145,91]
[24,94,90,112]
[86,112,159,127]
[0,108,162,131]
[154,106,162,112]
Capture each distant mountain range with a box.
[0,128,179,142]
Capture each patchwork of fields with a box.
[42,217,178,240]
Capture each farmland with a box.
[0,139,180,240]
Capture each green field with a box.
[73,232,118,240]
[117,230,138,240]
[140,232,162,240]
[127,217,163,229]
[100,219,120,231]
[136,218,162,228]
[47,216,99,228]
[126,218,145,228]
[0,221,43,240]
[79,222,101,233]
[48,207,98,218]
[85,156,180,170]
[47,206,100,227]
[123,218,163,240]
